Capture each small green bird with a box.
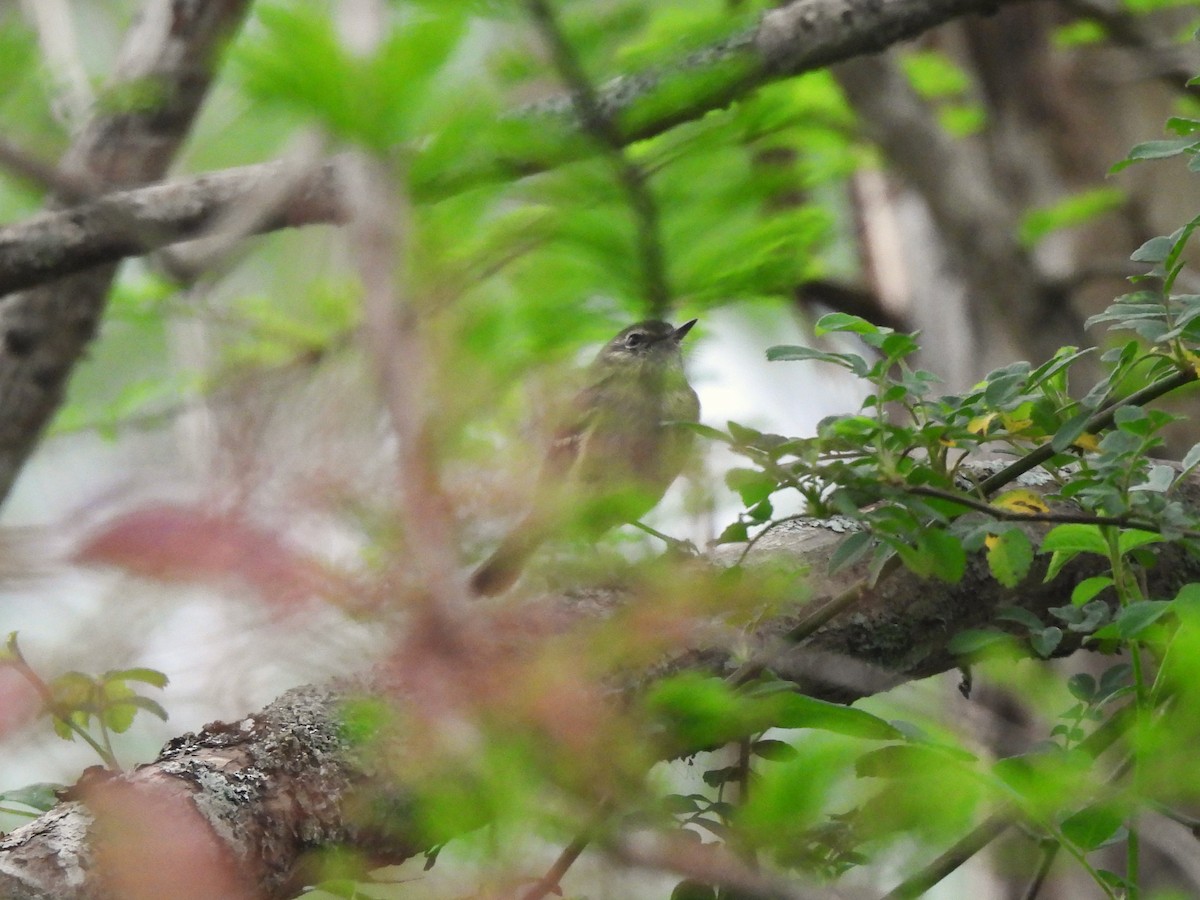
[470,319,701,596]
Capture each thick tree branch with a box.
[0,0,252,505]
[0,0,1026,304]
[3,468,1198,898]
[0,683,378,900]
[0,0,1032,514]
[0,159,346,297]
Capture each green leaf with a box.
[996,606,1045,631]
[987,529,1033,588]
[901,49,971,99]
[680,422,732,444]
[1117,529,1161,555]
[947,629,1013,656]
[1096,870,1130,891]
[992,749,1091,815]
[1031,627,1063,658]
[765,345,847,365]
[828,530,872,574]
[1112,600,1173,639]
[100,681,138,733]
[1110,137,1199,173]
[1050,601,1109,634]
[1129,235,1175,264]
[1129,465,1175,494]
[1173,582,1200,613]
[0,782,64,813]
[1041,524,1107,557]
[1053,19,1105,46]
[727,421,763,446]
[923,529,966,583]
[1018,187,1125,247]
[235,5,466,150]
[1182,441,1200,474]
[813,312,883,337]
[50,672,97,709]
[725,468,776,507]
[123,694,169,723]
[772,695,903,740]
[747,499,773,522]
[701,766,740,788]
[1072,576,1113,607]
[646,675,749,747]
[1050,410,1094,452]
[751,739,798,761]
[880,331,919,360]
[855,743,977,778]
[313,879,374,900]
[670,880,718,900]
[103,668,169,689]
[982,372,1027,407]
[1066,673,1096,702]
[716,520,748,544]
[661,794,702,815]
[0,630,18,663]
[1061,801,1126,851]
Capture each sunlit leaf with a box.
[987,528,1033,588]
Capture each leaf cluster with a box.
[0,633,168,775]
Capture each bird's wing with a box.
[540,373,612,480]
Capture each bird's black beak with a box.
[670,318,698,343]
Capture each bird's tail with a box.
[469,517,547,596]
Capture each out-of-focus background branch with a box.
[0,0,1197,898]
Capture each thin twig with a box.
[0,136,95,201]
[884,704,1138,898]
[1021,841,1059,900]
[724,552,901,687]
[524,0,671,317]
[883,811,1013,899]
[905,484,1200,540]
[609,829,826,900]
[4,637,120,770]
[735,513,814,567]
[976,368,1198,497]
[520,835,592,900]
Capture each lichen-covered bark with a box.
[0,684,387,900]
[3,470,1194,898]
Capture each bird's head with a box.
[595,319,697,368]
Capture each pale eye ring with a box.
[625,332,647,348]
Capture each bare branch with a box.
[0,158,346,296]
[0,0,1026,306]
[0,0,253,505]
[0,468,1195,897]
[0,136,95,202]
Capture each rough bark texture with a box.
[2,469,1197,898]
[0,683,376,900]
[0,0,251,503]
[0,0,1194,897]
[0,159,347,297]
[0,0,1025,314]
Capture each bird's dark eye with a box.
[625,331,647,348]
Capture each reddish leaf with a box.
[74,505,356,610]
